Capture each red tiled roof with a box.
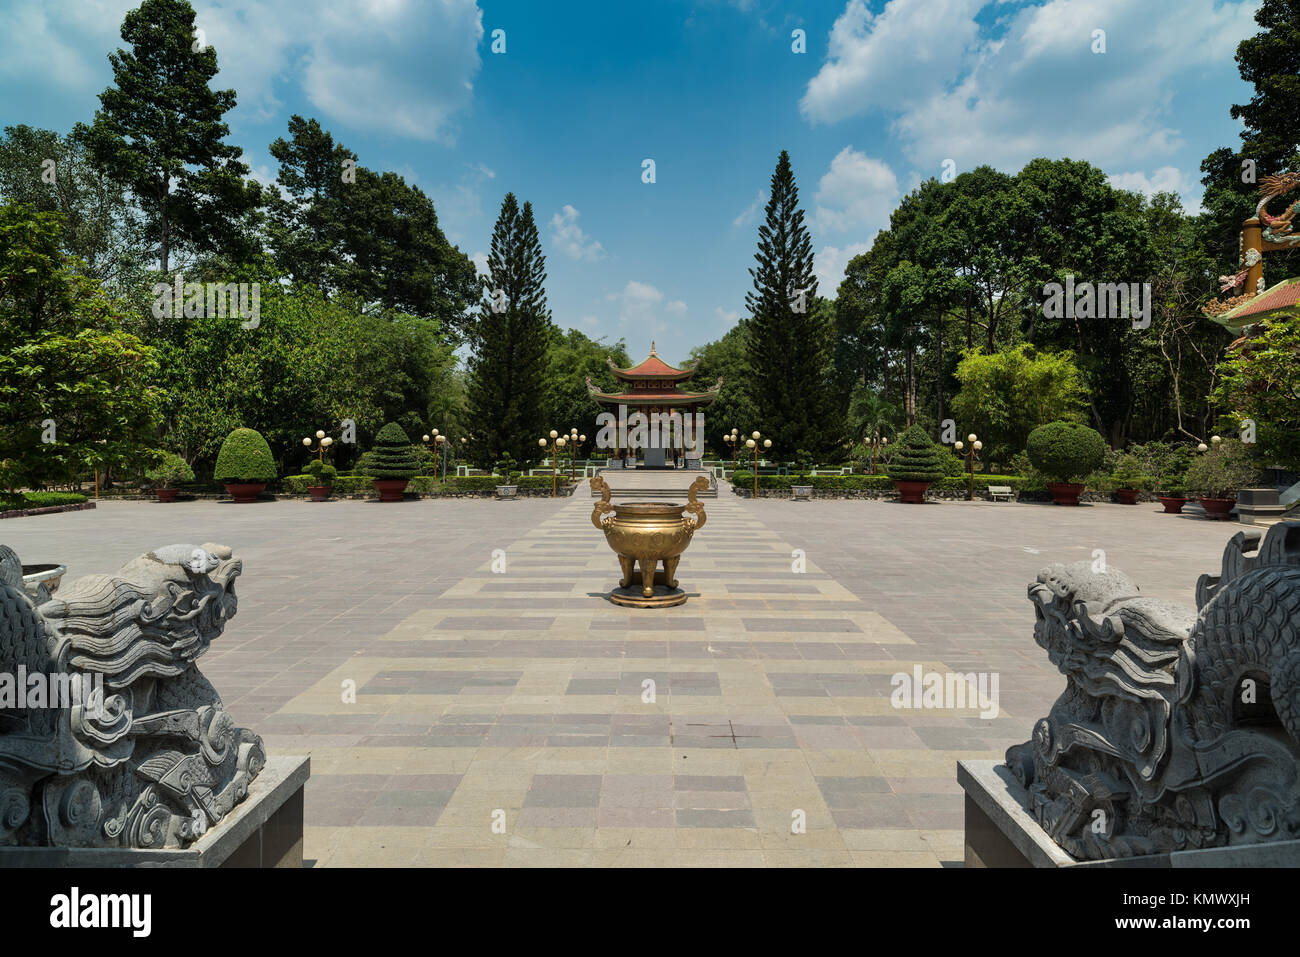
[1223,278,1300,321]
[619,354,687,377]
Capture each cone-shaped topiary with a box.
[1027,421,1106,483]
[887,425,946,482]
[214,428,276,482]
[365,422,419,480]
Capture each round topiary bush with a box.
[214,428,276,482]
[1026,421,1106,483]
[887,426,946,483]
[365,422,419,480]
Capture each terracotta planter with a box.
[1046,482,1084,506]
[223,482,266,504]
[155,487,179,503]
[1199,496,1236,520]
[308,485,332,502]
[1157,496,1187,514]
[373,479,410,502]
[1115,488,1140,505]
[893,480,932,504]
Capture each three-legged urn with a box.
[590,475,709,607]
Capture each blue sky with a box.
[0,0,1263,365]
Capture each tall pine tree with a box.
[744,150,841,459]
[465,194,553,467]
[83,0,261,272]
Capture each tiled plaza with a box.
[2,492,1241,866]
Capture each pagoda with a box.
[587,342,722,467]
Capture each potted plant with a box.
[214,428,276,503]
[887,426,945,504]
[495,455,518,500]
[305,460,337,502]
[365,422,420,501]
[791,448,814,501]
[1183,439,1261,520]
[1110,454,1148,505]
[1156,477,1189,514]
[145,452,194,503]
[1026,421,1106,506]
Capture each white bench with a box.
[987,485,1016,502]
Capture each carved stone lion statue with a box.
[1006,522,1300,860]
[0,542,264,849]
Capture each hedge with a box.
[730,471,1027,492]
[280,474,577,495]
[0,491,90,512]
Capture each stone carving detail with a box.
[1006,522,1300,860]
[0,542,264,848]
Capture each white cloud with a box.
[1108,166,1202,210]
[470,250,489,277]
[733,189,767,228]
[667,300,688,314]
[814,146,898,234]
[800,0,1258,180]
[714,307,743,326]
[607,281,680,337]
[550,205,606,262]
[815,241,873,296]
[0,0,486,143]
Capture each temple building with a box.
[587,343,722,468]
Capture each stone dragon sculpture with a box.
[1006,522,1300,861]
[0,542,264,849]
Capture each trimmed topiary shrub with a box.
[214,428,276,482]
[146,452,195,489]
[1110,454,1149,491]
[365,423,419,480]
[305,460,337,486]
[887,426,947,482]
[1026,421,1106,483]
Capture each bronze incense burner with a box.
[590,475,709,607]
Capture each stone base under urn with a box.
[609,568,687,608]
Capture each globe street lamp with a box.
[422,430,447,480]
[745,432,772,499]
[302,429,334,463]
[539,434,566,497]
[953,433,983,501]
[1197,435,1222,453]
[724,429,740,473]
[567,428,586,482]
[866,431,888,475]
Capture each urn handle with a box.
[684,476,709,530]
[590,475,615,529]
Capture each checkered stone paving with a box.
[0,492,1239,867]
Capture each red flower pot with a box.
[223,482,266,504]
[1046,482,1084,506]
[155,487,179,503]
[308,485,332,502]
[1199,496,1236,520]
[893,480,932,504]
[373,479,410,502]
[1115,488,1140,505]
[1157,496,1187,514]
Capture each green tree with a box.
[1212,312,1300,469]
[83,0,261,271]
[745,150,840,458]
[950,345,1090,462]
[688,322,758,459]
[0,125,147,291]
[0,202,161,492]
[465,194,553,467]
[541,328,630,457]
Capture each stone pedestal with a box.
[1236,487,1286,524]
[959,759,1300,868]
[0,754,309,868]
